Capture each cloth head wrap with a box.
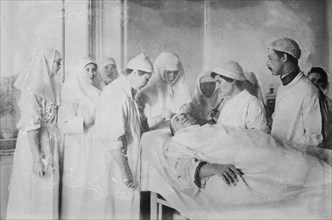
[243,71,264,101]
[14,48,62,105]
[268,38,301,60]
[101,57,116,67]
[61,58,101,110]
[212,61,246,81]
[127,53,153,73]
[186,71,224,120]
[138,51,191,116]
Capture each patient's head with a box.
[170,113,198,135]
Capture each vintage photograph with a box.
[0,0,331,219]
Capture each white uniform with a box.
[217,90,269,132]
[272,72,323,147]
[83,75,141,219]
[59,58,101,220]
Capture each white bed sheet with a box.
[140,127,332,219]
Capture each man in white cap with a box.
[211,61,269,132]
[267,38,323,152]
[84,53,153,219]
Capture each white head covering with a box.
[268,38,301,60]
[61,58,101,112]
[140,52,191,117]
[212,61,246,81]
[101,56,116,67]
[186,71,225,120]
[97,56,119,88]
[243,71,264,102]
[14,48,61,105]
[127,53,153,73]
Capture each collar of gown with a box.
[226,90,250,105]
[280,69,300,86]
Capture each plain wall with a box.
[0,0,63,78]
[206,0,330,101]
[126,0,205,94]
[125,0,331,100]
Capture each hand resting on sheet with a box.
[170,113,243,186]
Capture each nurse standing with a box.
[83,53,153,219]
[137,51,191,130]
[58,58,101,219]
[181,71,227,123]
[7,49,62,219]
[212,61,269,132]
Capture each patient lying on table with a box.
[162,113,331,219]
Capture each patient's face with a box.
[171,113,197,133]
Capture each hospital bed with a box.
[140,124,332,220]
[140,124,192,220]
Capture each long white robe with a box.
[7,49,61,220]
[58,59,101,219]
[272,72,323,147]
[7,94,61,220]
[82,75,141,219]
[217,90,269,132]
[163,124,332,219]
[58,97,98,219]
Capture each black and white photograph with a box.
[0,0,331,219]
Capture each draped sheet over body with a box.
[141,124,332,219]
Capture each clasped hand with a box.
[208,108,218,119]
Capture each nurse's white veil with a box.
[14,48,61,105]
[141,51,191,117]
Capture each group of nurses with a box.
[183,61,268,133]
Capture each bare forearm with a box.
[198,163,241,186]
[198,163,218,178]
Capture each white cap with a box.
[268,38,301,60]
[212,61,246,81]
[127,53,153,73]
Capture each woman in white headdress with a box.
[212,61,269,132]
[6,48,62,220]
[58,58,101,219]
[137,51,191,130]
[181,71,228,123]
[82,53,153,219]
[98,57,119,89]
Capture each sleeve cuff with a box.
[194,161,208,188]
